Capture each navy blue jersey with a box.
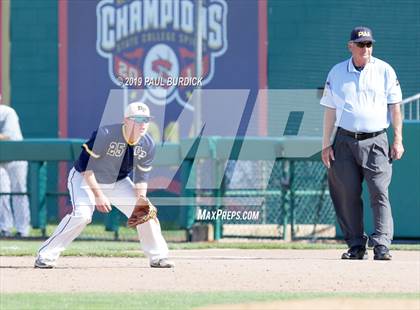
[74,124,155,184]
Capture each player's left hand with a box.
[391,141,404,160]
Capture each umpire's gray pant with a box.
[328,131,393,248]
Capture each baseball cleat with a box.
[34,258,56,269]
[150,258,175,268]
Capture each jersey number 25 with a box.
[106,142,125,157]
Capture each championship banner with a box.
[96,0,227,108]
[63,0,263,140]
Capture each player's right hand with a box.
[95,195,112,213]
[321,146,335,169]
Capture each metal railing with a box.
[402,93,420,121]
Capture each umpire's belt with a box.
[337,127,386,140]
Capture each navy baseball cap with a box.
[350,26,375,43]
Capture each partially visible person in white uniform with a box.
[0,94,31,237]
[34,101,174,268]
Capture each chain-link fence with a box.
[194,159,336,240]
[217,160,287,239]
[289,161,335,240]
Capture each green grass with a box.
[21,224,186,242]
[170,241,420,251]
[1,292,419,310]
[0,240,143,257]
[0,239,419,257]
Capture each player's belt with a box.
[338,128,386,140]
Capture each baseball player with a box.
[0,101,31,237]
[34,101,174,268]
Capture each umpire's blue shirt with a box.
[320,57,402,133]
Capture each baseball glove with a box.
[127,196,157,227]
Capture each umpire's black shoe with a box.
[373,245,392,260]
[341,246,368,260]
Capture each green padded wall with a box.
[268,0,420,95]
[10,0,58,138]
[10,0,59,220]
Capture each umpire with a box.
[320,26,404,260]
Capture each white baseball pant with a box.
[36,168,169,263]
[0,161,30,236]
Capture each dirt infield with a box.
[1,249,419,293]
[198,298,420,310]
